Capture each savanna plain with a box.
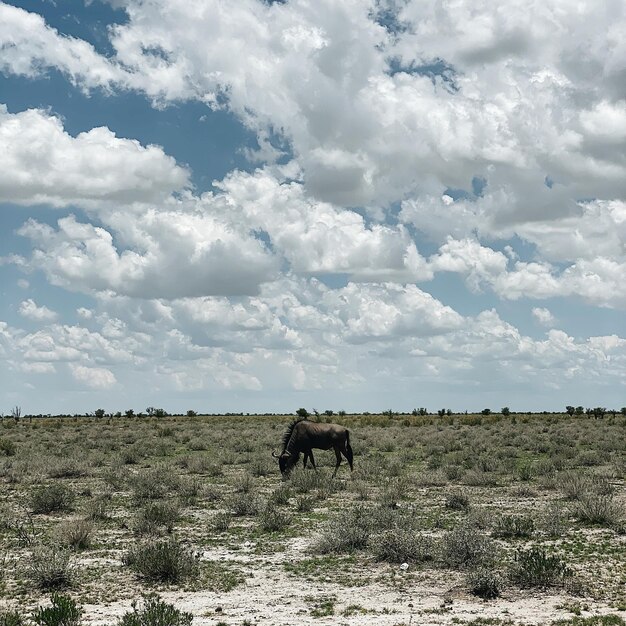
[0,412,625,626]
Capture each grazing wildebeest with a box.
[272,418,354,477]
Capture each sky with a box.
[0,0,624,415]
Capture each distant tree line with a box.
[2,405,625,421]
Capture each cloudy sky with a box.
[0,0,624,415]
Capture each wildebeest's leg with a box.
[303,452,308,468]
[343,433,354,471]
[332,447,342,477]
[309,450,317,470]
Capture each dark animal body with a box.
[273,418,354,477]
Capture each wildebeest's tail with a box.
[344,429,354,471]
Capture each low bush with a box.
[445,491,471,511]
[55,519,94,551]
[492,514,534,538]
[0,611,25,626]
[0,438,16,457]
[47,458,87,479]
[259,503,292,532]
[130,469,171,501]
[537,503,567,538]
[509,546,571,588]
[118,594,192,626]
[27,546,76,590]
[466,567,503,599]
[228,493,260,517]
[574,493,623,527]
[269,485,292,506]
[124,538,198,584]
[372,529,436,564]
[296,495,314,512]
[210,512,231,533]
[83,495,110,521]
[314,506,371,554]
[135,502,180,535]
[441,523,495,568]
[30,485,75,515]
[32,593,82,626]
[289,468,326,494]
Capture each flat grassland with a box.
[0,413,625,626]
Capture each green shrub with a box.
[30,485,75,514]
[538,502,567,537]
[289,468,326,494]
[445,491,471,511]
[228,493,260,517]
[441,523,494,568]
[509,546,571,588]
[27,546,76,590]
[296,495,314,512]
[0,438,16,457]
[124,538,198,584]
[135,502,180,535]
[55,519,94,551]
[0,611,25,626]
[466,567,503,599]
[372,529,436,564]
[574,493,623,527]
[118,595,192,626]
[32,593,82,626]
[269,486,293,506]
[83,495,110,521]
[211,512,231,533]
[314,506,371,554]
[47,458,87,479]
[259,503,292,532]
[131,469,171,501]
[492,514,534,538]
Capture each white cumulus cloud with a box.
[18,299,57,322]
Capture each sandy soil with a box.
[80,536,622,626]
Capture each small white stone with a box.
[400,562,409,571]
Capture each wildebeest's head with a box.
[273,450,298,476]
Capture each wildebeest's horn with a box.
[271,451,280,458]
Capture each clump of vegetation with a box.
[372,529,436,564]
[0,611,25,626]
[269,485,293,506]
[83,495,110,521]
[55,519,94,551]
[289,468,326,494]
[211,512,231,533]
[30,485,75,515]
[466,567,504,599]
[538,502,568,537]
[228,493,260,517]
[130,468,173,502]
[259,502,292,532]
[32,593,82,626]
[117,594,192,626]
[492,514,535,538]
[559,471,612,501]
[296,495,314,512]
[135,502,180,535]
[509,546,572,588]
[0,438,16,457]
[124,538,198,584]
[314,506,371,554]
[27,546,76,590]
[441,523,495,568]
[573,492,624,527]
[445,490,471,511]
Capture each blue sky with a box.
[0,0,624,415]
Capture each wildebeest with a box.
[272,418,354,477]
